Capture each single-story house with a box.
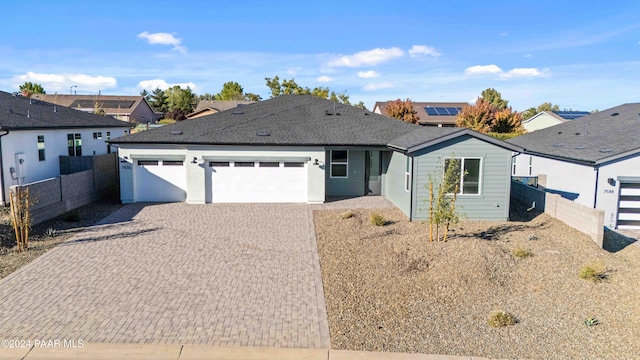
[109,95,521,221]
[186,100,256,119]
[33,94,163,123]
[0,91,132,205]
[373,101,469,127]
[522,110,590,132]
[509,103,640,229]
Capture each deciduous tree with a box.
[264,76,350,104]
[165,85,197,113]
[456,89,524,134]
[522,102,560,120]
[385,98,419,124]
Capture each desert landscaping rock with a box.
[314,203,640,359]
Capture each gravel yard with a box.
[0,197,124,279]
[314,202,640,359]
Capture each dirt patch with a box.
[314,202,640,359]
[0,197,124,280]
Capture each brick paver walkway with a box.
[0,203,330,348]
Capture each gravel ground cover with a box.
[314,202,640,359]
[0,197,123,279]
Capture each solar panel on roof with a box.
[425,107,462,116]
[425,107,438,115]
[553,111,590,120]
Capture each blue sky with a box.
[1,0,638,111]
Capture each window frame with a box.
[443,157,482,195]
[37,135,45,161]
[404,156,411,192]
[330,150,348,178]
[67,133,82,157]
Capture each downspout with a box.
[0,129,9,205]
[593,166,599,208]
[409,155,414,221]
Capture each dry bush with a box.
[488,311,517,328]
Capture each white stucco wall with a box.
[512,153,597,207]
[117,145,326,204]
[0,127,128,204]
[596,154,640,228]
[514,152,640,229]
[522,114,563,132]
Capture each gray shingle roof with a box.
[509,103,640,165]
[0,91,133,130]
[110,95,421,146]
[390,127,522,154]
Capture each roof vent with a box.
[232,110,244,115]
[575,132,580,135]
[610,112,619,116]
[169,130,183,135]
[364,112,370,115]
[256,130,270,136]
[575,145,587,150]
[557,131,562,134]
[599,148,613,153]
[325,110,333,116]
[553,143,564,147]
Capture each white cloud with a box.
[464,64,503,75]
[499,32,508,37]
[137,79,196,91]
[357,70,380,79]
[524,54,532,58]
[137,31,186,53]
[317,75,334,83]
[363,82,394,91]
[408,45,441,57]
[500,68,544,79]
[15,71,117,92]
[328,47,404,67]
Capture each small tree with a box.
[427,156,463,242]
[10,187,31,252]
[385,98,419,124]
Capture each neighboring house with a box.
[110,95,520,221]
[509,103,640,229]
[373,101,469,127]
[186,100,256,119]
[0,91,132,205]
[33,94,163,124]
[522,110,590,132]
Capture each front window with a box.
[330,150,348,178]
[404,156,411,192]
[444,157,481,195]
[67,133,82,156]
[37,135,45,161]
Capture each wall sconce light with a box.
[313,159,319,166]
[607,178,616,186]
[191,157,198,164]
[120,156,129,163]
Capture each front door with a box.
[365,150,382,195]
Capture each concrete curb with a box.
[2,343,490,360]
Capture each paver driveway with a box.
[0,203,330,348]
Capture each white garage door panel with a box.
[212,163,307,203]
[617,181,640,229]
[136,162,187,202]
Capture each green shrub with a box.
[370,213,386,226]
[512,247,533,258]
[579,263,607,283]
[488,311,517,328]
[339,210,354,220]
[44,228,57,238]
[584,317,600,326]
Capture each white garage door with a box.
[135,159,187,202]
[617,179,640,229]
[210,160,307,203]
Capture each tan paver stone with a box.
[0,203,330,349]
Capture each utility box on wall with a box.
[14,153,27,185]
